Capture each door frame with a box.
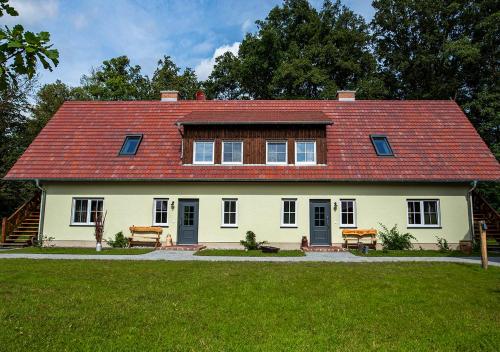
[309,199,332,246]
[177,198,199,245]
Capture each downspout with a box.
[176,123,184,160]
[467,180,478,243]
[35,179,46,244]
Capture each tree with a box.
[79,56,153,100]
[151,55,200,100]
[0,0,59,90]
[207,0,385,99]
[25,80,74,142]
[0,78,37,217]
[372,0,499,207]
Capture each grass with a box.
[2,247,154,255]
[195,249,305,257]
[0,260,499,351]
[350,249,500,257]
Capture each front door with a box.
[309,200,331,246]
[177,199,199,245]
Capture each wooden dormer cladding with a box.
[181,124,327,165]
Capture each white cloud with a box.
[9,0,59,24]
[241,19,253,34]
[195,42,240,80]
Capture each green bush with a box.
[378,223,416,250]
[435,236,450,252]
[240,231,267,250]
[106,231,128,248]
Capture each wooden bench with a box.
[342,229,377,249]
[128,226,162,248]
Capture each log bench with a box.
[342,229,377,249]
[128,226,162,248]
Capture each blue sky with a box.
[6,0,374,86]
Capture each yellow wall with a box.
[42,182,471,247]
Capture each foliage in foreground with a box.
[0,260,498,351]
[378,223,416,250]
[106,231,128,248]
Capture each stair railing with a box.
[1,192,41,243]
[473,191,500,232]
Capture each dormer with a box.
[176,110,332,166]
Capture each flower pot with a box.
[96,243,102,252]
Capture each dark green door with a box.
[309,200,331,246]
[177,199,199,245]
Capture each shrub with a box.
[436,236,450,252]
[378,223,416,250]
[240,231,267,250]
[106,231,128,248]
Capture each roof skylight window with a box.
[370,135,394,156]
[119,135,142,155]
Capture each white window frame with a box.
[266,140,288,165]
[295,140,317,165]
[281,198,297,227]
[222,141,244,165]
[71,198,104,226]
[221,198,238,227]
[152,198,169,226]
[339,199,357,228]
[406,199,441,228]
[193,140,215,165]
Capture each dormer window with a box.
[222,141,243,164]
[295,141,316,164]
[266,141,287,165]
[370,135,394,156]
[119,135,142,155]
[193,141,214,164]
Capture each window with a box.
[71,198,103,225]
[266,141,287,164]
[193,141,214,164]
[119,135,142,155]
[407,200,440,227]
[281,199,297,227]
[340,199,356,227]
[222,141,243,164]
[370,135,394,156]
[295,141,316,164]
[222,199,237,227]
[153,199,169,226]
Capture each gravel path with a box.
[0,250,499,266]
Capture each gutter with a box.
[35,179,46,244]
[467,180,478,243]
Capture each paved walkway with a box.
[0,250,499,266]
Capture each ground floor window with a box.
[407,200,440,227]
[153,198,169,226]
[340,199,356,227]
[281,199,297,227]
[222,199,238,227]
[71,198,103,225]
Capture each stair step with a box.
[0,242,30,248]
[13,229,38,233]
[8,234,36,238]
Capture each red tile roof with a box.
[179,110,331,125]
[4,100,500,182]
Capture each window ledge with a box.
[69,224,95,227]
[152,224,169,228]
[280,225,298,228]
[340,225,357,229]
[221,225,238,228]
[407,226,442,229]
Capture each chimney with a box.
[160,90,179,102]
[337,90,356,101]
[195,90,206,101]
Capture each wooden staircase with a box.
[1,193,41,248]
[473,191,500,252]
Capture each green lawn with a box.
[0,260,499,351]
[2,247,153,255]
[351,249,500,257]
[195,249,305,257]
